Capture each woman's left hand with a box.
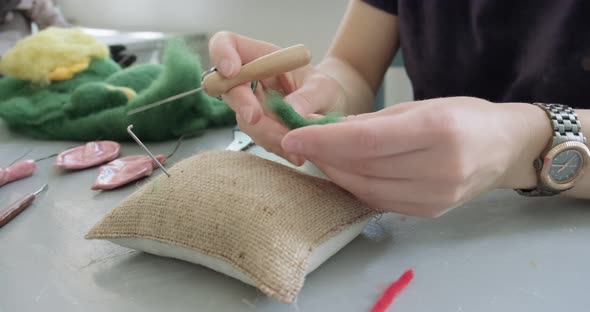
[281,97,549,217]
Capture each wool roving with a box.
[264,91,341,129]
[0,27,109,83]
[0,34,235,142]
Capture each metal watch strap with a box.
[539,103,586,146]
[516,103,586,196]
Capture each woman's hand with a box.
[280,97,553,217]
[208,31,347,165]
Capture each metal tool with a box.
[0,184,48,228]
[125,124,253,178]
[7,148,32,167]
[7,148,65,167]
[126,44,311,115]
[126,125,171,177]
[226,126,255,151]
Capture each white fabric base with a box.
[108,218,370,287]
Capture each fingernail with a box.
[292,155,305,166]
[283,137,303,153]
[219,59,234,77]
[288,155,301,166]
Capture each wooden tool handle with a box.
[0,194,35,228]
[202,44,311,97]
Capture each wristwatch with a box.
[516,103,590,196]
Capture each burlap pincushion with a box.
[86,150,376,303]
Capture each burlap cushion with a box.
[86,150,376,303]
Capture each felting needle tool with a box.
[0,183,48,228]
[126,44,312,115]
[126,125,171,177]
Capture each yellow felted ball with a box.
[0,27,109,83]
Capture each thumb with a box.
[283,75,345,116]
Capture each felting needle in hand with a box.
[127,44,312,115]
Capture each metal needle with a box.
[126,125,171,177]
[126,87,203,116]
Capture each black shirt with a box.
[364,0,590,109]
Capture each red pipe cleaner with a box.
[370,269,414,312]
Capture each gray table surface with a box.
[0,119,589,312]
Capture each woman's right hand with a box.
[208,31,347,166]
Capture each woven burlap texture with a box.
[86,150,375,303]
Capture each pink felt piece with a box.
[91,154,167,190]
[0,160,36,187]
[55,141,120,170]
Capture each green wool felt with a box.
[264,92,341,129]
[66,82,129,119]
[0,58,119,135]
[0,38,236,142]
[105,64,162,91]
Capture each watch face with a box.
[549,149,585,183]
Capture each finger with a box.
[344,100,416,122]
[361,198,447,218]
[306,113,336,121]
[222,84,263,125]
[283,74,345,115]
[236,113,287,149]
[236,115,305,166]
[281,110,434,159]
[208,31,281,78]
[278,150,306,166]
[312,159,446,205]
[253,88,300,127]
[259,72,297,96]
[312,160,416,203]
[256,76,301,126]
[308,148,434,179]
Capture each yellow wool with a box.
[105,85,137,100]
[47,58,90,80]
[0,27,109,83]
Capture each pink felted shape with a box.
[92,154,167,190]
[0,159,36,186]
[54,141,120,170]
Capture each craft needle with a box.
[126,87,203,115]
[126,125,171,177]
[126,44,311,116]
[7,148,32,166]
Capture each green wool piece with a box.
[0,38,235,142]
[105,63,162,91]
[264,92,341,129]
[66,82,129,119]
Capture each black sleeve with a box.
[362,0,398,14]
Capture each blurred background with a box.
[57,0,413,108]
